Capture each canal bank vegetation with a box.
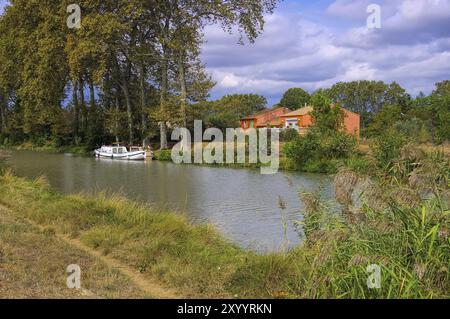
[154,85,449,174]
[0,144,448,298]
[1,1,448,161]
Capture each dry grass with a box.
[359,141,450,157]
[0,206,148,299]
[0,159,448,299]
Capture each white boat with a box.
[94,145,146,161]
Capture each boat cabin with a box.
[100,146,128,155]
[129,146,144,152]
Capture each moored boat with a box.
[94,145,146,161]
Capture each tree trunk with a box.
[159,122,167,150]
[89,80,96,111]
[0,92,7,134]
[159,43,169,150]
[178,53,188,128]
[121,82,134,145]
[139,62,148,146]
[72,81,80,137]
[78,77,87,135]
[114,91,120,143]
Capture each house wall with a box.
[240,119,254,129]
[343,110,360,137]
[281,115,313,128]
[281,111,360,137]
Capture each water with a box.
[9,150,334,252]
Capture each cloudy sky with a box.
[1,0,449,106]
[202,0,450,105]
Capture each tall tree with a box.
[280,88,310,109]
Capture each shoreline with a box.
[0,170,448,299]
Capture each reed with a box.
[0,143,448,298]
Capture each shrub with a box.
[0,150,10,175]
[344,156,373,175]
[393,118,431,143]
[154,149,173,161]
[284,130,357,173]
[372,131,407,170]
[280,128,299,142]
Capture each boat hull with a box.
[94,150,146,161]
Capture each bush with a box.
[372,131,406,170]
[280,128,299,142]
[284,130,357,173]
[0,150,10,175]
[154,149,173,161]
[393,118,431,143]
[344,156,373,175]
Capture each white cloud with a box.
[201,0,450,104]
[220,73,241,88]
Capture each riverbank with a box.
[10,141,90,156]
[0,205,151,298]
[0,169,448,299]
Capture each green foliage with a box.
[284,93,356,173]
[154,150,173,161]
[430,84,450,143]
[367,104,403,137]
[279,88,310,109]
[0,0,279,149]
[284,131,356,173]
[280,128,299,142]
[310,93,345,132]
[393,118,431,143]
[207,113,241,132]
[372,131,407,170]
[204,94,267,129]
[0,149,9,174]
[344,156,373,175]
[325,81,411,129]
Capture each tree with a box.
[325,80,410,130]
[284,92,356,173]
[310,93,344,132]
[205,94,267,129]
[279,88,310,109]
[430,81,450,142]
[367,104,403,137]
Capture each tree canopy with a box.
[0,0,279,149]
[279,88,310,109]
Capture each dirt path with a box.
[0,205,180,299]
[60,234,180,299]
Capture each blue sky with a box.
[1,0,450,106]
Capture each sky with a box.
[202,0,450,105]
[1,0,449,106]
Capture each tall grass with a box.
[0,149,10,174]
[0,143,448,298]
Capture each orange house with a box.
[280,106,360,137]
[240,107,291,129]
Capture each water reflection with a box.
[10,150,334,252]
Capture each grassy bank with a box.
[0,205,148,298]
[10,141,90,156]
[0,154,448,298]
[154,149,298,172]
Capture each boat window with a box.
[118,147,126,154]
[113,148,118,154]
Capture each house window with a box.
[249,120,254,128]
[286,119,299,130]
